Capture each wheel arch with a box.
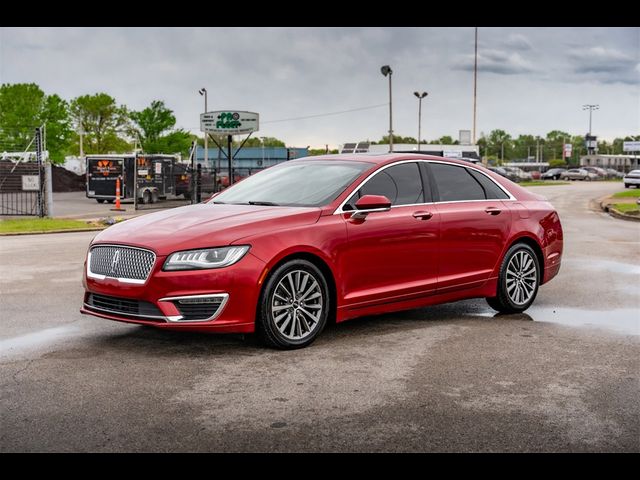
[259,250,338,324]
[506,234,545,282]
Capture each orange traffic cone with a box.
[110,176,126,211]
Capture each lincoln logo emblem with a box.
[110,250,121,274]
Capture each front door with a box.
[340,161,439,307]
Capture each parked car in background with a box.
[541,168,567,180]
[623,170,640,188]
[530,171,541,180]
[503,166,533,181]
[582,166,607,179]
[605,168,625,179]
[487,166,519,182]
[561,168,598,181]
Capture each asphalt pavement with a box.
[0,182,638,452]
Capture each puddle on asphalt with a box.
[0,323,83,357]
[476,307,639,336]
[563,258,640,276]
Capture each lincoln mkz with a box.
[81,154,563,349]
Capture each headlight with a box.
[163,246,250,271]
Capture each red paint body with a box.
[81,154,563,333]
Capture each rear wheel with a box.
[486,243,540,314]
[96,199,105,204]
[257,259,330,349]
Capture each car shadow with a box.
[81,299,533,356]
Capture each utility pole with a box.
[473,27,478,144]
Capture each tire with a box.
[486,243,541,314]
[625,184,630,189]
[107,199,115,204]
[96,199,105,204]
[257,259,330,349]
[151,191,159,204]
[142,190,151,204]
[585,176,591,181]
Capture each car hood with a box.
[91,203,322,256]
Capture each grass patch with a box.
[519,180,571,187]
[612,189,640,198]
[611,203,640,214]
[0,218,97,234]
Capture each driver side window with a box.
[343,162,425,210]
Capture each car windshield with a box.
[210,160,372,207]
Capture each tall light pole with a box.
[381,65,393,152]
[199,88,208,171]
[414,91,428,151]
[582,104,599,135]
[473,27,478,144]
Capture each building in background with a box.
[580,154,639,172]
[339,142,480,160]
[195,146,308,184]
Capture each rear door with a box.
[427,162,513,293]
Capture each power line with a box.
[262,103,387,124]
[182,103,388,130]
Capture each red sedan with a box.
[81,154,563,349]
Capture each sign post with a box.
[200,111,259,189]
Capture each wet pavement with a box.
[0,182,638,452]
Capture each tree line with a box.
[362,130,639,165]
[0,83,197,163]
[1,83,637,165]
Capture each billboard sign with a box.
[446,150,463,158]
[459,130,472,145]
[623,141,640,152]
[201,111,259,135]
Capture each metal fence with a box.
[0,127,48,216]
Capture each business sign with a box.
[22,175,40,191]
[459,130,471,145]
[563,144,573,155]
[200,111,259,135]
[446,150,463,158]
[623,141,640,152]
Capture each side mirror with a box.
[351,194,392,219]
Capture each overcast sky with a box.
[1,27,638,148]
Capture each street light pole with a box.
[381,65,393,152]
[199,88,208,171]
[414,91,428,151]
[582,104,599,135]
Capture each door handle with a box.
[484,207,502,215]
[412,211,433,220]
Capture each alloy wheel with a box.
[505,250,537,305]
[271,270,323,340]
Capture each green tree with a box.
[129,100,192,155]
[486,129,513,161]
[236,136,286,148]
[69,93,131,153]
[545,130,571,161]
[377,135,417,144]
[0,83,73,162]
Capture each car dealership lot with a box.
[0,182,638,452]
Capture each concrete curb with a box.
[598,197,640,223]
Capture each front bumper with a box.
[81,250,267,333]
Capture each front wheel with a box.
[625,184,630,188]
[486,243,540,314]
[257,259,330,349]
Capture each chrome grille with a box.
[89,245,155,282]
